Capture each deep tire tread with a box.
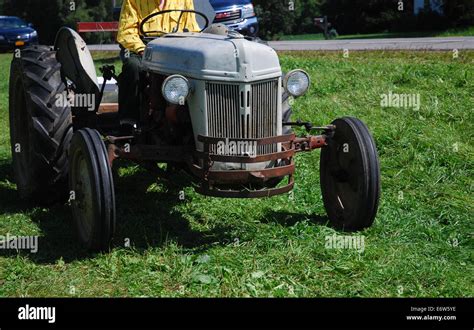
[9,45,73,203]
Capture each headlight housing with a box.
[162,75,190,105]
[0,35,5,41]
[242,4,255,19]
[283,70,311,97]
[29,31,37,38]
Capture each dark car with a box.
[209,0,258,36]
[0,16,38,50]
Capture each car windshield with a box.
[0,17,28,29]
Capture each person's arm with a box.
[183,0,201,32]
[117,0,146,54]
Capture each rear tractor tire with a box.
[9,45,73,204]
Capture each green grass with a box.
[280,33,327,41]
[0,50,473,297]
[280,26,474,40]
[437,26,474,37]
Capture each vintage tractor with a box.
[9,8,380,251]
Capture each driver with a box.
[117,0,200,125]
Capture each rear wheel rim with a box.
[326,128,364,220]
[72,152,95,241]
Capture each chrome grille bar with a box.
[251,80,279,154]
[206,79,279,156]
[214,9,242,23]
[206,82,241,153]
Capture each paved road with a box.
[269,37,474,51]
[88,37,474,52]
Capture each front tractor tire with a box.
[320,117,381,231]
[9,45,73,204]
[69,129,116,252]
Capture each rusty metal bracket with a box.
[195,176,295,198]
[294,135,328,152]
[105,131,331,199]
[106,141,193,165]
[190,134,297,198]
[189,162,295,184]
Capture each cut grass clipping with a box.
[0,50,473,297]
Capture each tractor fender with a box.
[54,27,99,102]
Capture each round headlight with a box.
[284,70,310,97]
[162,75,190,105]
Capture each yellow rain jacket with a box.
[117,0,200,54]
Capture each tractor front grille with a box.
[206,79,279,156]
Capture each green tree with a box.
[443,0,474,26]
[58,0,114,44]
[294,0,324,34]
[254,0,323,39]
[253,0,296,39]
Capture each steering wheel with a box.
[139,9,210,38]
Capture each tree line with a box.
[254,0,474,39]
[0,0,472,43]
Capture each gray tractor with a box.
[9,7,380,251]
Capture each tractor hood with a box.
[141,33,282,82]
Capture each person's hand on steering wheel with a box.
[139,9,210,39]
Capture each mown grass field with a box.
[0,49,473,297]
